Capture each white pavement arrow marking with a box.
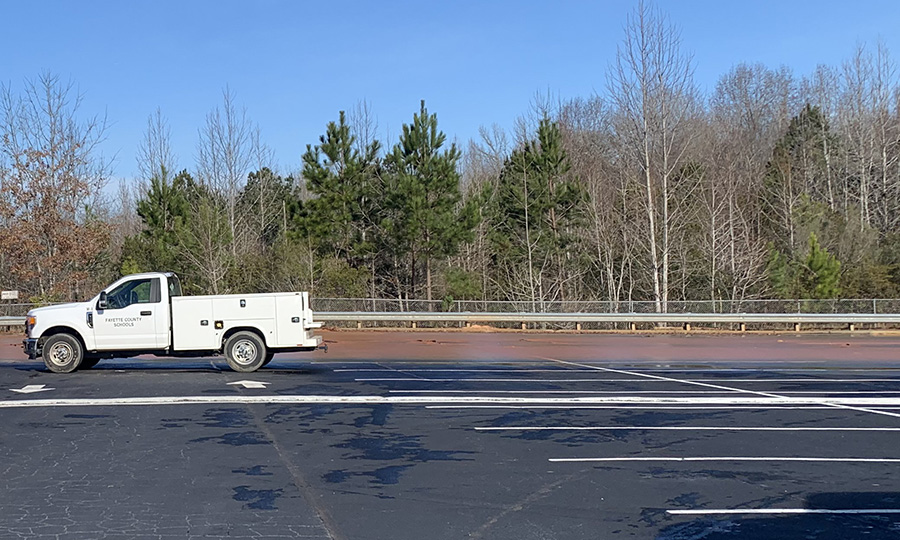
[227,380,270,389]
[10,384,54,394]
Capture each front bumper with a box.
[23,338,40,359]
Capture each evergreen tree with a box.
[762,104,837,254]
[382,100,478,301]
[767,232,841,299]
[300,111,381,265]
[489,117,586,304]
[120,169,195,279]
[802,233,841,298]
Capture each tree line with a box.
[2,4,900,310]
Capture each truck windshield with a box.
[168,275,183,298]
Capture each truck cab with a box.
[24,272,322,373]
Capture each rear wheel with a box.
[224,331,267,373]
[42,334,83,373]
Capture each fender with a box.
[36,325,90,354]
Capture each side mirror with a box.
[98,291,108,310]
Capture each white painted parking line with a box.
[358,377,625,382]
[550,457,900,463]
[688,377,900,383]
[768,391,900,394]
[667,508,900,516]
[426,405,844,410]
[636,369,900,373]
[337,368,900,373]
[543,358,900,420]
[6,395,900,409]
[357,377,900,383]
[336,369,604,373]
[389,390,744,394]
[391,389,900,396]
[477,426,900,432]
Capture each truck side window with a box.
[106,279,153,309]
[168,275,182,298]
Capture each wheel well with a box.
[221,327,267,350]
[41,326,86,351]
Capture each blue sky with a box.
[3,0,900,182]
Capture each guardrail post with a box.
[411,321,417,329]
[521,322,526,330]
[357,321,362,329]
[576,322,582,331]
[630,322,636,332]
[793,323,801,332]
[848,323,855,332]
[739,323,746,332]
[683,323,691,331]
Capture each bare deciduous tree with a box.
[196,87,257,257]
[0,73,110,301]
[608,1,699,312]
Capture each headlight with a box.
[25,316,36,336]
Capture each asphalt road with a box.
[2,331,900,539]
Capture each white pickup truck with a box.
[23,272,323,373]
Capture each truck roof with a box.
[119,271,177,280]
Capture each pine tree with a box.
[382,100,478,301]
[803,233,841,298]
[300,111,381,265]
[762,104,837,254]
[121,169,195,279]
[489,117,586,305]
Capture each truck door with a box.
[92,277,161,350]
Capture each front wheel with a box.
[42,334,83,373]
[224,331,267,373]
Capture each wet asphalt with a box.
[2,331,900,539]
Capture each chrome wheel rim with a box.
[48,342,74,367]
[232,339,258,365]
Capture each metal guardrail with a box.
[3,312,899,331]
[312,298,900,314]
[316,312,900,327]
[0,316,24,327]
[315,312,900,324]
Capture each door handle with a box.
[140,311,152,316]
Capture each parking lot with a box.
[2,331,900,539]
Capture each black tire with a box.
[261,351,275,367]
[80,357,101,370]
[224,331,267,373]
[42,334,83,373]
